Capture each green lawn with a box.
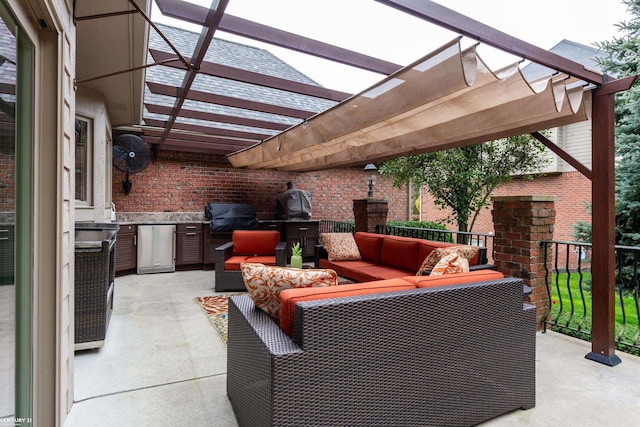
[548,272,640,355]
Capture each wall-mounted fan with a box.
[112,134,151,195]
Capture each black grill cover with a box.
[276,189,312,220]
[205,203,259,232]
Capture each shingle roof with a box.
[141,23,337,149]
[522,39,605,82]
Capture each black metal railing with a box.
[319,220,355,234]
[318,221,495,260]
[542,240,640,356]
[377,225,495,261]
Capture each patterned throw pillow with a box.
[416,246,479,275]
[241,263,338,320]
[321,233,362,261]
[429,252,469,276]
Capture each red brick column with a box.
[491,195,555,330]
[353,199,388,233]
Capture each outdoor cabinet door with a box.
[0,224,14,285]
[285,221,319,258]
[176,223,204,265]
[115,224,137,273]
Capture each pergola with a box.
[77,0,636,365]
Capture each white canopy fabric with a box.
[228,39,592,171]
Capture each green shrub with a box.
[387,220,448,230]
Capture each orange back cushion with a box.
[232,230,280,255]
[380,236,420,272]
[353,232,384,263]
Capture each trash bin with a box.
[74,222,118,350]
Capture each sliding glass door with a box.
[0,1,34,421]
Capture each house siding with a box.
[60,16,76,423]
[562,120,592,171]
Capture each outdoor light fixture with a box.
[364,163,377,197]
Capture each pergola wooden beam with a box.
[145,103,292,131]
[142,126,253,149]
[156,0,229,148]
[530,131,592,180]
[142,135,249,154]
[375,0,605,85]
[144,117,271,141]
[588,75,636,366]
[149,49,351,102]
[146,81,318,119]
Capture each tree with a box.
[378,134,549,232]
[571,202,592,243]
[596,0,640,247]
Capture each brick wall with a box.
[421,171,591,241]
[492,196,555,329]
[112,150,410,221]
[0,146,14,212]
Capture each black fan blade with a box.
[112,145,130,172]
[125,146,151,174]
[113,134,151,174]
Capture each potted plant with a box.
[290,242,303,269]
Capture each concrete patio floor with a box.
[65,270,640,427]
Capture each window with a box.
[75,117,92,203]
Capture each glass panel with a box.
[1,1,34,421]
[14,17,34,422]
[0,3,16,419]
[75,118,89,202]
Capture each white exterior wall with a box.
[561,120,593,171]
[75,86,113,223]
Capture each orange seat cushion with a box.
[279,278,416,336]
[356,265,413,280]
[232,230,280,255]
[224,255,249,271]
[225,255,278,270]
[245,255,278,265]
[402,270,504,288]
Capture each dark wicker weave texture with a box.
[214,241,286,292]
[227,278,535,426]
[74,240,115,346]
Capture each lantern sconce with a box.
[364,163,377,197]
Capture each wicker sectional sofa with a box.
[315,231,495,282]
[227,271,536,427]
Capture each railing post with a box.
[491,195,555,330]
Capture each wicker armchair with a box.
[227,277,535,426]
[214,230,286,292]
